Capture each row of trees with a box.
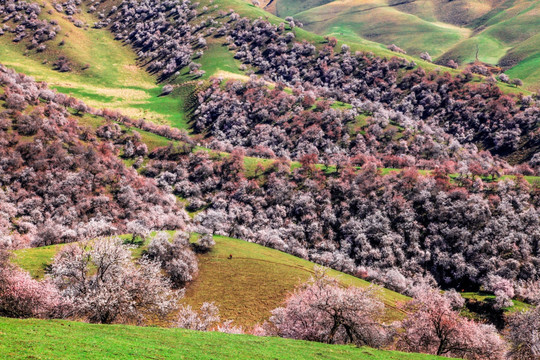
[96,110,194,148]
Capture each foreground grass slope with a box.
[0,317,450,360]
[13,235,409,328]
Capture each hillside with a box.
[2,0,539,287]
[12,234,409,327]
[271,0,540,90]
[0,317,451,360]
[1,0,536,163]
[0,64,188,248]
[2,0,539,296]
[0,0,539,357]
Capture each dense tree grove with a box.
[0,0,539,353]
[0,1,60,47]
[1,59,537,322]
[96,0,210,80]
[0,65,187,248]
[223,17,539,164]
[195,78,509,170]
[137,144,539,291]
[87,0,539,167]
[71,1,539,292]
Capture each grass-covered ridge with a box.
[0,317,451,360]
[12,234,409,327]
[182,235,408,326]
[270,0,540,90]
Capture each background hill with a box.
[267,0,540,91]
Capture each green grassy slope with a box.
[272,0,334,17]
[294,0,470,57]
[176,0,460,76]
[461,292,531,313]
[12,235,409,328]
[499,32,540,88]
[0,317,450,360]
[0,0,189,128]
[182,236,408,326]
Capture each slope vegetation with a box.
[0,317,450,360]
[0,0,189,128]
[0,65,187,248]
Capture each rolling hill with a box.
[269,0,540,90]
[0,2,189,129]
[12,234,409,328]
